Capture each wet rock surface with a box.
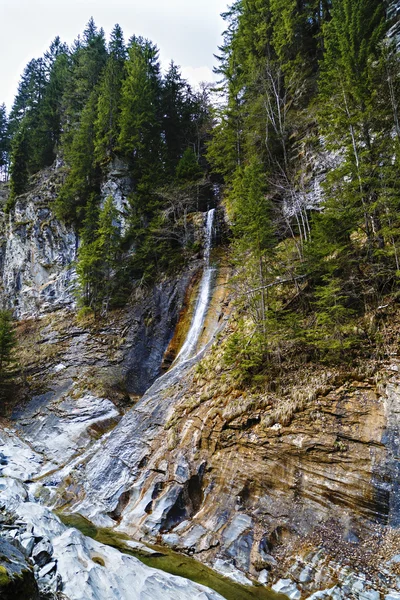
[0,482,226,600]
[42,344,400,599]
[0,204,232,598]
[122,271,197,395]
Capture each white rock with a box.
[161,533,180,546]
[358,591,380,600]
[272,578,301,600]
[0,477,28,510]
[0,430,44,480]
[1,191,78,317]
[6,529,19,539]
[19,534,36,556]
[124,540,161,556]
[353,578,365,592]
[221,514,253,547]
[38,560,57,578]
[258,569,269,585]
[32,538,53,567]
[19,393,120,466]
[213,559,253,586]
[180,525,207,549]
[299,565,313,584]
[306,588,339,599]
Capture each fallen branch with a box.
[245,274,307,295]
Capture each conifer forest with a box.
[2,1,400,377]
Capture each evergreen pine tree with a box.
[161,62,197,176]
[31,44,70,170]
[94,24,126,167]
[231,157,276,333]
[8,59,47,137]
[175,147,203,183]
[0,104,9,178]
[8,121,30,206]
[76,196,121,314]
[62,19,107,150]
[118,35,163,232]
[313,0,388,306]
[118,36,162,184]
[43,36,69,74]
[207,1,245,179]
[56,89,101,222]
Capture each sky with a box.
[0,0,229,110]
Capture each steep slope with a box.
[2,180,396,599]
[0,185,246,599]
[43,320,400,599]
[3,161,400,599]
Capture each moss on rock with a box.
[0,538,39,600]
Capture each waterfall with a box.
[174,208,216,364]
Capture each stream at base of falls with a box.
[59,513,285,600]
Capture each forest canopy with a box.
[207,0,400,376]
[0,19,215,313]
[2,3,400,373]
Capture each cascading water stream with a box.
[174,208,216,365]
[0,200,285,599]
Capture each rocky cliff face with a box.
[0,470,225,600]
[0,167,77,317]
[0,158,134,319]
[100,158,132,236]
[7,284,400,599]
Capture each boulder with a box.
[32,538,53,567]
[0,537,39,599]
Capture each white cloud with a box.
[180,65,217,89]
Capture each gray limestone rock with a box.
[358,591,381,600]
[306,590,340,599]
[221,514,253,547]
[258,569,269,585]
[19,532,36,556]
[0,477,226,600]
[213,559,253,586]
[16,392,120,466]
[32,538,53,567]
[272,578,301,600]
[299,565,314,584]
[0,170,78,317]
[100,158,132,236]
[17,504,226,600]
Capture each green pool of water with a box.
[58,513,286,600]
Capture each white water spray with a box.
[174,208,216,364]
